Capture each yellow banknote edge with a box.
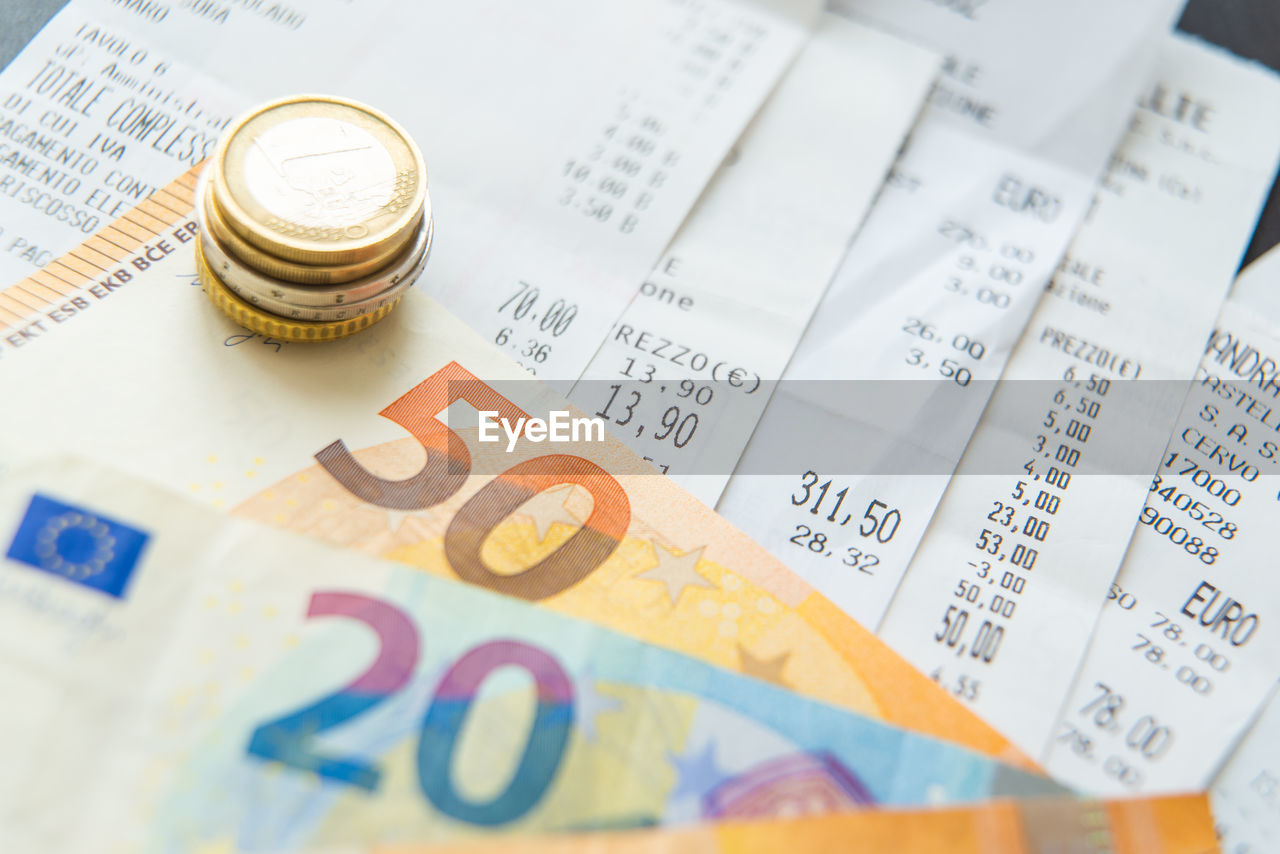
[364,794,1217,854]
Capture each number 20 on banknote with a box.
[247,591,572,826]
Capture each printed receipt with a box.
[1213,685,1280,854]
[0,0,381,280]
[1180,249,1280,854]
[714,0,1181,627]
[0,0,819,381]
[563,15,938,503]
[876,34,1280,758]
[1043,285,1280,794]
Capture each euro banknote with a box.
[0,172,1027,765]
[0,459,1059,851]
[359,794,1217,854]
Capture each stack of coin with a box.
[196,95,432,341]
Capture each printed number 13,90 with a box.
[247,591,574,826]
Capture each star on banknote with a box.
[635,543,714,605]
[519,484,582,542]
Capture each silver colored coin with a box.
[200,212,431,309]
[201,231,428,322]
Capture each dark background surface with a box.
[1176,0,1280,266]
[2,0,1277,266]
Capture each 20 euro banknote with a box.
[0,459,1059,851]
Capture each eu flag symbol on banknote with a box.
[5,493,149,598]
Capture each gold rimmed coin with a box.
[202,184,422,285]
[197,248,402,342]
[211,94,428,267]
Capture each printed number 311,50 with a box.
[246,591,574,826]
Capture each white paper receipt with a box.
[877,34,1280,759]
[714,0,1180,627]
[564,15,938,503]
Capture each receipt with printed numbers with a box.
[0,0,819,380]
[1043,286,1280,794]
[563,14,938,502]
[1192,246,1280,854]
[714,0,1183,627]
[877,33,1280,759]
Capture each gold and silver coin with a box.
[196,94,432,341]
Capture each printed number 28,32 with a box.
[247,591,574,826]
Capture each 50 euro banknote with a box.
[358,794,1218,854]
[0,459,1060,851]
[0,174,1023,764]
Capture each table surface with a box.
[2,0,1277,266]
